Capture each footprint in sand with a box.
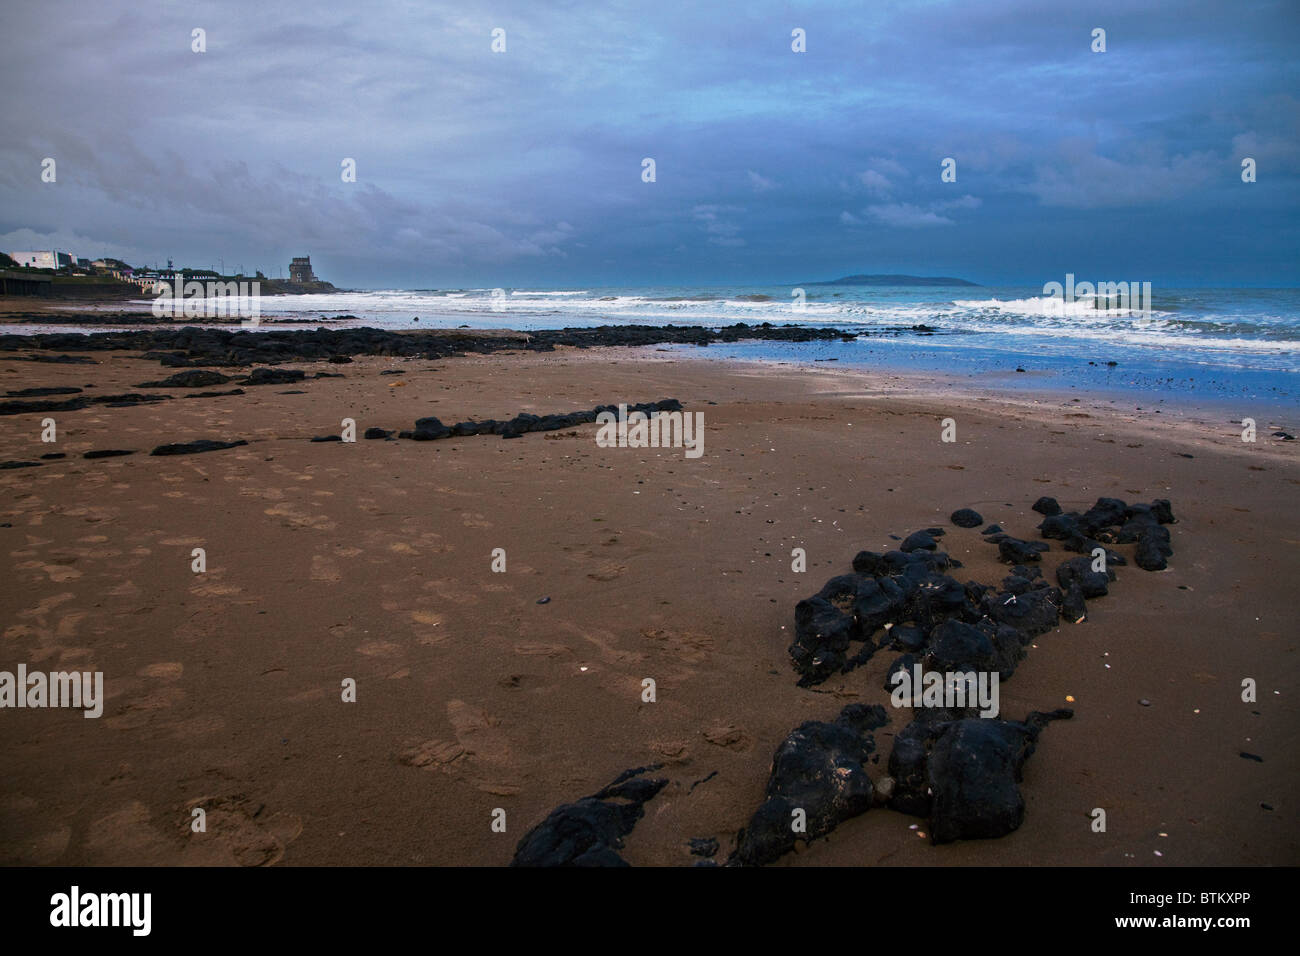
[587,562,627,582]
[640,627,714,665]
[178,794,303,866]
[14,558,82,583]
[396,701,517,794]
[650,739,693,764]
[420,579,480,606]
[311,554,341,582]
[703,723,751,752]
[357,640,402,657]
[398,738,468,769]
[410,610,445,646]
[83,801,172,863]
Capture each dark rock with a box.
[82,449,134,459]
[925,710,1073,843]
[688,837,719,858]
[901,530,938,552]
[950,508,983,528]
[1078,497,1129,535]
[1060,534,1126,566]
[1055,556,1115,598]
[1038,513,1080,539]
[39,453,66,459]
[1032,496,1061,516]
[887,717,946,816]
[981,524,1003,534]
[511,765,668,867]
[1062,583,1087,622]
[730,704,888,866]
[998,537,1047,564]
[1115,507,1160,543]
[136,370,231,388]
[889,624,928,653]
[1135,525,1173,571]
[328,355,353,363]
[884,653,921,692]
[988,585,1061,636]
[927,620,997,674]
[0,460,42,469]
[790,596,856,686]
[5,387,82,397]
[310,435,343,443]
[409,415,452,440]
[852,576,907,635]
[899,569,972,629]
[150,439,248,456]
[0,392,170,416]
[363,427,393,439]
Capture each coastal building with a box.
[9,250,72,270]
[289,256,317,283]
[90,259,133,280]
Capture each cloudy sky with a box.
[1,0,1296,288]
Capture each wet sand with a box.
[1,343,1296,866]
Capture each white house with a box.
[9,251,72,270]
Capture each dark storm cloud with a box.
[1,0,1296,286]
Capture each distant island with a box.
[802,274,979,287]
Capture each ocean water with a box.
[68,283,1300,408]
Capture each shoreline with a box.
[0,310,1296,416]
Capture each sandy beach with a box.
[1,338,1295,866]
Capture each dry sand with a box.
[1,343,1296,866]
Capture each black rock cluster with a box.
[1032,495,1176,571]
[791,495,1177,688]
[150,439,248,456]
[729,704,888,866]
[888,708,1073,843]
[510,765,668,867]
[0,323,870,369]
[382,399,684,442]
[0,392,171,416]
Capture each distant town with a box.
[0,250,337,297]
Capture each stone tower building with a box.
[289,257,317,283]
